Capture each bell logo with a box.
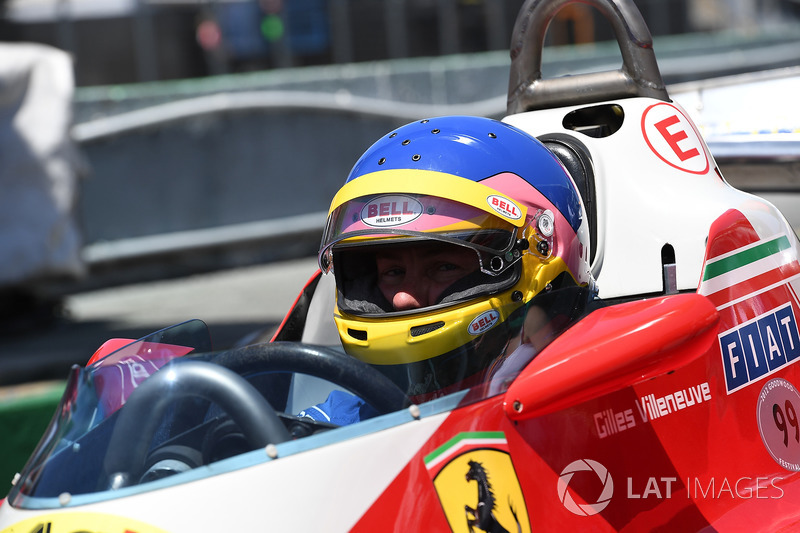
[360,195,423,227]
[557,459,614,516]
[487,195,522,220]
[469,310,500,335]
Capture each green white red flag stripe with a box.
[699,235,800,310]
[423,431,507,471]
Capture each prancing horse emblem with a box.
[425,432,530,533]
[464,460,521,533]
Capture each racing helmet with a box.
[319,116,594,401]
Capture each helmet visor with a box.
[319,193,519,273]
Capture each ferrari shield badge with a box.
[424,432,531,533]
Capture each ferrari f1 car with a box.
[2,0,800,531]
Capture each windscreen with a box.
[7,320,210,506]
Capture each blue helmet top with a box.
[345,115,583,233]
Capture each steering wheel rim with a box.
[212,342,410,415]
[103,360,290,489]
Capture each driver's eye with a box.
[380,267,405,280]
[430,262,461,278]
[428,262,469,283]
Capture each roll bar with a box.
[507,0,670,114]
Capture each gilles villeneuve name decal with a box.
[594,382,711,439]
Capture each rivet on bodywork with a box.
[412,154,421,161]
[513,400,523,412]
[409,404,421,419]
[265,443,279,459]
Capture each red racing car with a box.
[1,0,799,531]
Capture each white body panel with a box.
[504,97,794,299]
[0,411,448,532]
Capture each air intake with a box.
[347,329,367,341]
[410,321,445,337]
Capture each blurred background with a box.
[0,0,799,489]
[2,0,799,85]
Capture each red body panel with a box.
[353,208,800,532]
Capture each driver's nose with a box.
[391,289,427,311]
[389,274,435,311]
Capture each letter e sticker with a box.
[641,103,709,175]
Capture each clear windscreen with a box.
[7,320,212,505]
[5,318,411,508]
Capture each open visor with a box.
[330,238,523,316]
[319,192,522,274]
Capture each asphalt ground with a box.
[0,256,320,385]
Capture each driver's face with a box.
[375,242,478,311]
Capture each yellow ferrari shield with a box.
[425,432,531,533]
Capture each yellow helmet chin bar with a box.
[334,256,571,366]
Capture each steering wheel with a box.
[104,360,290,489]
[104,342,408,488]
[211,342,409,415]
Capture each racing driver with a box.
[299,115,597,425]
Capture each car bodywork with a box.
[2,0,800,531]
